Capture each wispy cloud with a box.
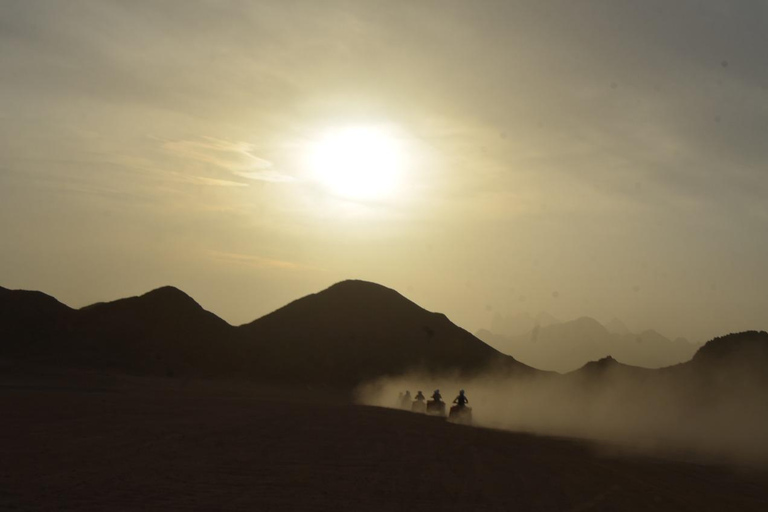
[167,172,249,188]
[235,170,297,183]
[163,136,295,183]
[207,250,317,271]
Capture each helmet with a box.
[434,389,440,393]
[460,389,465,394]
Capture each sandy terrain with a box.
[2,372,768,511]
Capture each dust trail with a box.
[356,368,768,465]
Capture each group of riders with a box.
[399,389,469,409]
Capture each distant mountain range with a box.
[477,316,698,373]
[0,281,532,388]
[490,311,561,338]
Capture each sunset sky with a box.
[1,1,767,343]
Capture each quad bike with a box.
[411,400,426,414]
[426,399,446,417]
[448,405,472,425]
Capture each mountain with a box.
[1,285,237,376]
[604,317,631,336]
[1,281,532,387]
[565,331,768,390]
[3,280,761,389]
[478,316,613,373]
[71,286,236,376]
[683,331,768,387]
[567,355,656,385]
[691,331,768,367]
[0,286,75,357]
[490,311,560,338]
[477,317,697,373]
[239,280,532,387]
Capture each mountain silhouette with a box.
[239,280,532,387]
[71,286,235,376]
[1,285,236,376]
[490,310,560,338]
[683,331,768,388]
[604,317,631,336]
[565,331,768,395]
[1,281,531,387]
[691,331,768,367]
[3,281,764,389]
[0,286,75,357]
[567,355,655,385]
[478,316,696,372]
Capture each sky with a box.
[1,0,767,343]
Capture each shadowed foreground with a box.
[2,375,768,511]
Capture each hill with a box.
[1,281,531,387]
[1,285,237,376]
[691,331,768,369]
[672,331,768,389]
[71,286,236,376]
[564,331,768,387]
[0,286,75,357]
[238,280,532,387]
[572,355,652,376]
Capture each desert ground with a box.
[2,364,767,511]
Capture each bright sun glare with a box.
[308,126,405,200]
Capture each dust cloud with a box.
[356,368,768,465]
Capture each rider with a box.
[414,391,425,402]
[453,389,469,408]
[431,389,443,402]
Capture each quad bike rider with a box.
[411,390,426,413]
[449,389,472,425]
[400,390,412,410]
[426,389,446,416]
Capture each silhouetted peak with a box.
[586,355,617,367]
[0,286,74,327]
[247,279,432,328]
[137,285,209,312]
[575,355,640,375]
[142,285,195,302]
[604,317,631,335]
[79,286,207,317]
[0,286,73,312]
[571,316,604,328]
[692,331,768,365]
[324,279,402,298]
[293,279,421,315]
[556,316,609,336]
[580,355,623,370]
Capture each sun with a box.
[307,126,405,200]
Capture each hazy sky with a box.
[1,0,767,342]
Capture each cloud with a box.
[235,170,296,183]
[163,136,295,183]
[207,250,316,271]
[176,175,249,188]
